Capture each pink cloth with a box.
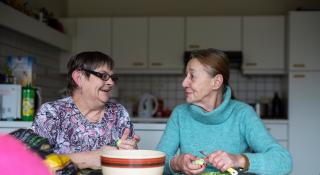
[0,134,51,175]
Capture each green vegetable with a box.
[192,158,206,165]
[200,172,230,175]
[116,140,121,147]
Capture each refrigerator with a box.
[288,11,320,175]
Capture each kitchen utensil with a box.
[138,93,158,118]
[199,151,239,175]
[101,149,165,175]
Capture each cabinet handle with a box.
[132,62,144,66]
[245,62,257,66]
[151,62,163,66]
[189,44,200,49]
[293,74,305,78]
[293,64,305,68]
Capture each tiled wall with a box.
[117,69,287,116]
[0,26,65,102]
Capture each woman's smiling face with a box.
[182,58,215,106]
[82,64,115,105]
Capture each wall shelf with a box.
[0,3,71,51]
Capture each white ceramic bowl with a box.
[101,149,166,175]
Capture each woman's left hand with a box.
[205,150,245,172]
[117,128,140,150]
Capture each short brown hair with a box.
[66,51,114,95]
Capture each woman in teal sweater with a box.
[157,48,292,175]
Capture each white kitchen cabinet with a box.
[134,123,166,150]
[75,18,112,54]
[133,120,287,150]
[289,12,320,71]
[112,17,148,70]
[289,72,320,175]
[59,18,112,73]
[186,16,241,51]
[0,121,32,134]
[148,17,185,72]
[242,16,285,74]
[263,120,288,148]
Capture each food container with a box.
[101,149,165,175]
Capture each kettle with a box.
[138,93,158,118]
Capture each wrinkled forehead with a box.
[186,58,212,74]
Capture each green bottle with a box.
[22,84,35,121]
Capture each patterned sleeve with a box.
[32,102,60,146]
[116,104,135,138]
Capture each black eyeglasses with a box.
[81,69,119,82]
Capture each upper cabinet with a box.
[242,16,285,74]
[76,18,111,54]
[148,17,185,72]
[186,16,241,51]
[112,17,185,74]
[59,18,111,73]
[112,17,148,70]
[59,15,290,74]
[289,11,320,71]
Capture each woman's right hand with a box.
[117,128,140,150]
[170,154,206,175]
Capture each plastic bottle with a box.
[272,92,282,117]
[22,84,35,121]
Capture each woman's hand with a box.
[205,150,246,172]
[117,128,140,150]
[170,154,206,175]
[66,149,105,170]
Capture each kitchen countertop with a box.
[0,118,288,126]
[131,117,288,124]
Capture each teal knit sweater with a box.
[156,87,292,175]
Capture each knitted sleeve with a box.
[241,107,292,175]
[156,108,181,174]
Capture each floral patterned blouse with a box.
[32,97,134,154]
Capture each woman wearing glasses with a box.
[32,51,140,169]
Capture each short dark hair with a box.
[66,51,114,95]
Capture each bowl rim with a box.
[101,149,166,159]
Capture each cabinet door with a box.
[289,12,320,71]
[186,16,241,51]
[149,17,184,71]
[112,17,148,69]
[133,123,166,150]
[242,16,285,74]
[264,123,288,148]
[135,130,164,150]
[76,18,111,54]
[289,72,320,175]
[59,18,111,73]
